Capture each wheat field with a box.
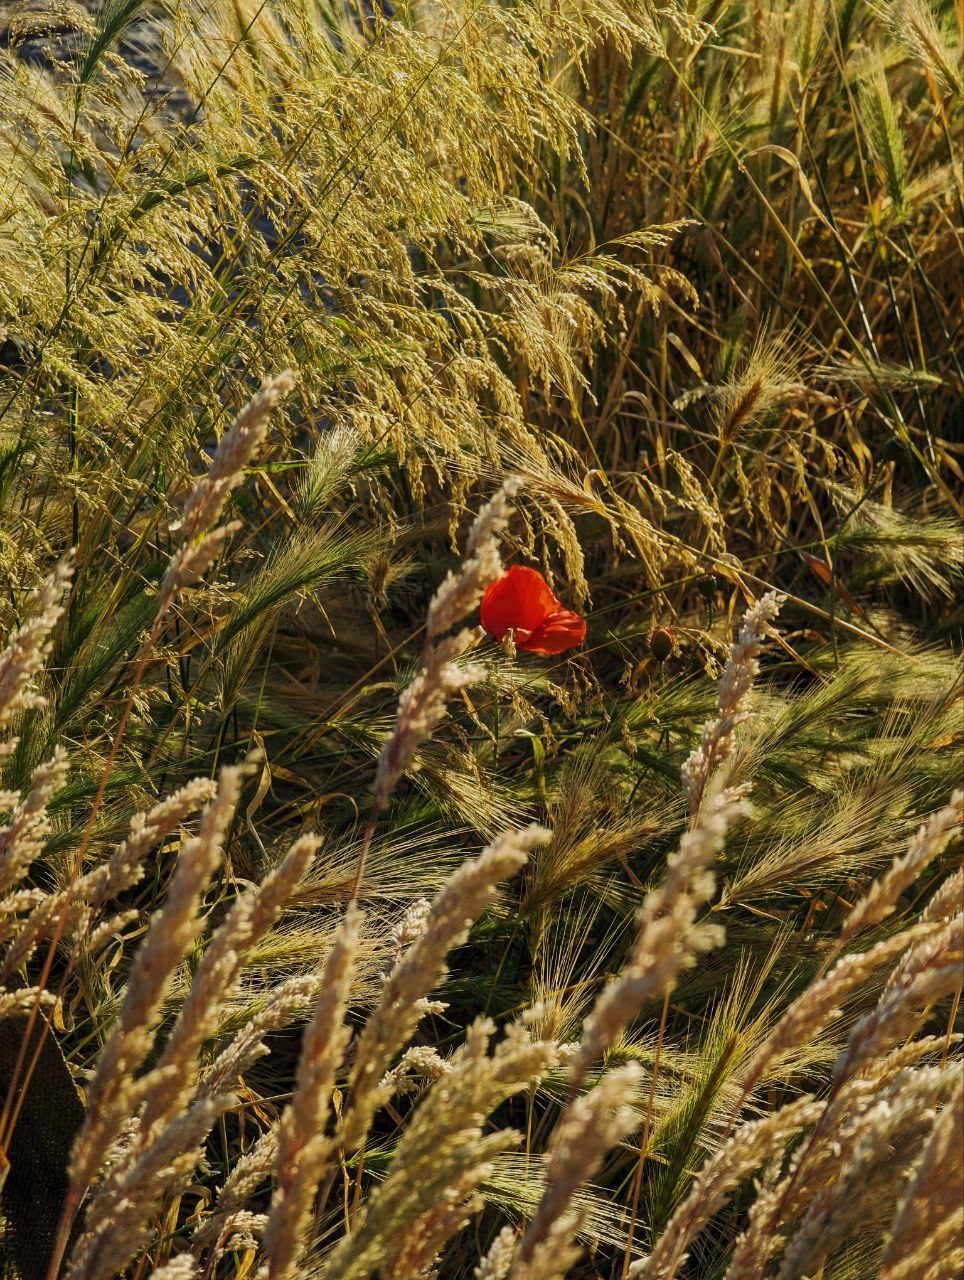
[0,0,961,1277]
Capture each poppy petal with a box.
[481,565,559,640]
[521,607,587,654]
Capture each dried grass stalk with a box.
[69,764,243,1194]
[340,824,547,1153]
[880,1075,964,1280]
[262,903,361,1280]
[165,373,297,592]
[570,784,746,1082]
[0,555,73,744]
[681,591,783,817]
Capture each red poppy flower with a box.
[481,566,586,655]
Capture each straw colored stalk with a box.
[0,554,74,745]
[68,765,242,1194]
[680,591,783,817]
[0,777,218,983]
[355,477,521,895]
[339,824,547,1156]
[262,903,361,1280]
[569,784,746,1085]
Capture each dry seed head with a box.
[714,334,801,444]
[0,746,69,897]
[648,625,676,663]
[571,784,745,1081]
[518,1063,642,1266]
[882,0,963,101]
[373,627,485,808]
[0,776,218,984]
[630,1095,824,1280]
[181,372,297,535]
[68,1094,234,1280]
[145,1257,198,1280]
[837,912,964,1082]
[880,1075,964,1280]
[0,553,74,736]
[137,832,320,1145]
[70,765,243,1193]
[202,973,322,1100]
[426,475,521,640]
[263,902,361,1280]
[164,374,296,593]
[391,896,433,957]
[740,922,940,1097]
[841,790,962,940]
[476,1226,517,1280]
[340,824,547,1153]
[681,590,783,816]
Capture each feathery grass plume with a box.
[881,0,963,99]
[570,785,746,1083]
[835,909,964,1082]
[262,903,361,1280]
[516,1063,642,1268]
[0,554,73,739]
[385,1179,485,1280]
[380,1043,449,1096]
[372,476,521,814]
[200,973,322,1099]
[712,334,802,449]
[629,1096,824,1280]
[427,476,521,639]
[0,748,69,899]
[920,865,964,924]
[133,831,320,1145]
[738,923,940,1098]
[0,985,54,1018]
[339,824,548,1154]
[195,1128,279,1252]
[0,777,218,982]
[513,1215,586,1280]
[67,764,243,1195]
[681,592,783,817]
[67,1094,233,1280]
[164,372,297,593]
[322,1016,557,1280]
[476,1226,516,1280]
[840,790,962,941]
[722,1064,956,1280]
[795,0,825,80]
[880,1075,964,1280]
[146,1257,198,1280]
[776,1065,960,1280]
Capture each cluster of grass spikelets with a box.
[0,475,960,1280]
[0,0,961,1277]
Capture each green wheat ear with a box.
[858,52,908,220]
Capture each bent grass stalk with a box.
[23,374,297,1280]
